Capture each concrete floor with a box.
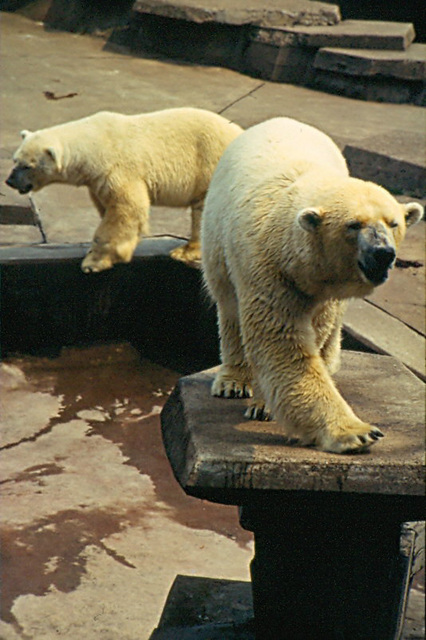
[0,9,424,640]
[1,345,253,640]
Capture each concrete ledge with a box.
[0,236,185,264]
[0,237,219,373]
[310,69,426,106]
[132,0,341,27]
[314,44,426,81]
[251,20,416,51]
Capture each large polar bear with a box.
[201,117,423,454]
[6,107,242,273]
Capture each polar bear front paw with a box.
[81,252,114,273]
[170,242,201,265]
[212,370,253,399]
[316,422,384,454]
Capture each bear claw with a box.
[244,405,273,422]
[318,425,385,454]
[211,378,252,399]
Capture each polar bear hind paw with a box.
[244,402,273,422]
[81,252,115,273]
[170,242,201,265]
[316,424,384,454]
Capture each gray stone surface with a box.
[157,575,253,628]
[314,43,426,81]
[161,352,425,498]
[243,40,316,84]
[344,131,426,198]
[1,344,253,640]
[132,0,341,27]
[252,20,416,50]
[151,623,255,638]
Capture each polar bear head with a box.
[5,129,64,194]
[295,176,423,296]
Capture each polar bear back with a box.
[202,118,348,256]
[208,117,348,196]
[18,108,242,207]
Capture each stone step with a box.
[151,622,255,639]
[343,131,426,199]
[151,574,254,638]
[252,20,416,51]
[314,43,426,81]
[123,6,424,105]
[310,43,426,105]
[132,0,341,28]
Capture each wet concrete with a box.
[0,343,253,639]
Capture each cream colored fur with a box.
[201,117,423,454]
[12,108,242,272]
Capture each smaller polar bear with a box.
[201,117,423,454]
[6,108,242,272]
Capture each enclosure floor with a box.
[0,343,253,639]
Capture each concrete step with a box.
[343,131,426,198]
[132,0,341,28]
[151,622,255,639]
[252,20,416,51]
[310,44,426,105]
[314,43,426,81]
[149,574,254,638]
[123,6,424,105]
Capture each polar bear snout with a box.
[5,166,33,194]
[357,227,396,286]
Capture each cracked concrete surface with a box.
[0,345,253,640]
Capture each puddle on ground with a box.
[0,343,252,636]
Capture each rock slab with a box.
[132,0,341,27]
[314,43,426,81]
[252,20,416,50]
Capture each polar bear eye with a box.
[346,221,362,231]
[389,221,399,229]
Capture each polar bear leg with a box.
[244,388,273,421]
[82,182,150,273]
[313,301,347,375]
[89,191,106,217]
[211,282,253,399]
[237,290,383,453]
[170,197,203,264]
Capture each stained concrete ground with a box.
[0,9,424,640]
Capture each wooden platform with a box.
[161,350,425,639]
[161,351,425,503]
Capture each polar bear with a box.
[201,117,423,454]
[6,107,242,273]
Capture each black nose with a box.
[5,177,15,188]
[372,245,396,269]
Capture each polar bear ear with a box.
[20,129,32,139]
[403,202,424,227]
[297,207,323,233]
[45,146,62,171]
